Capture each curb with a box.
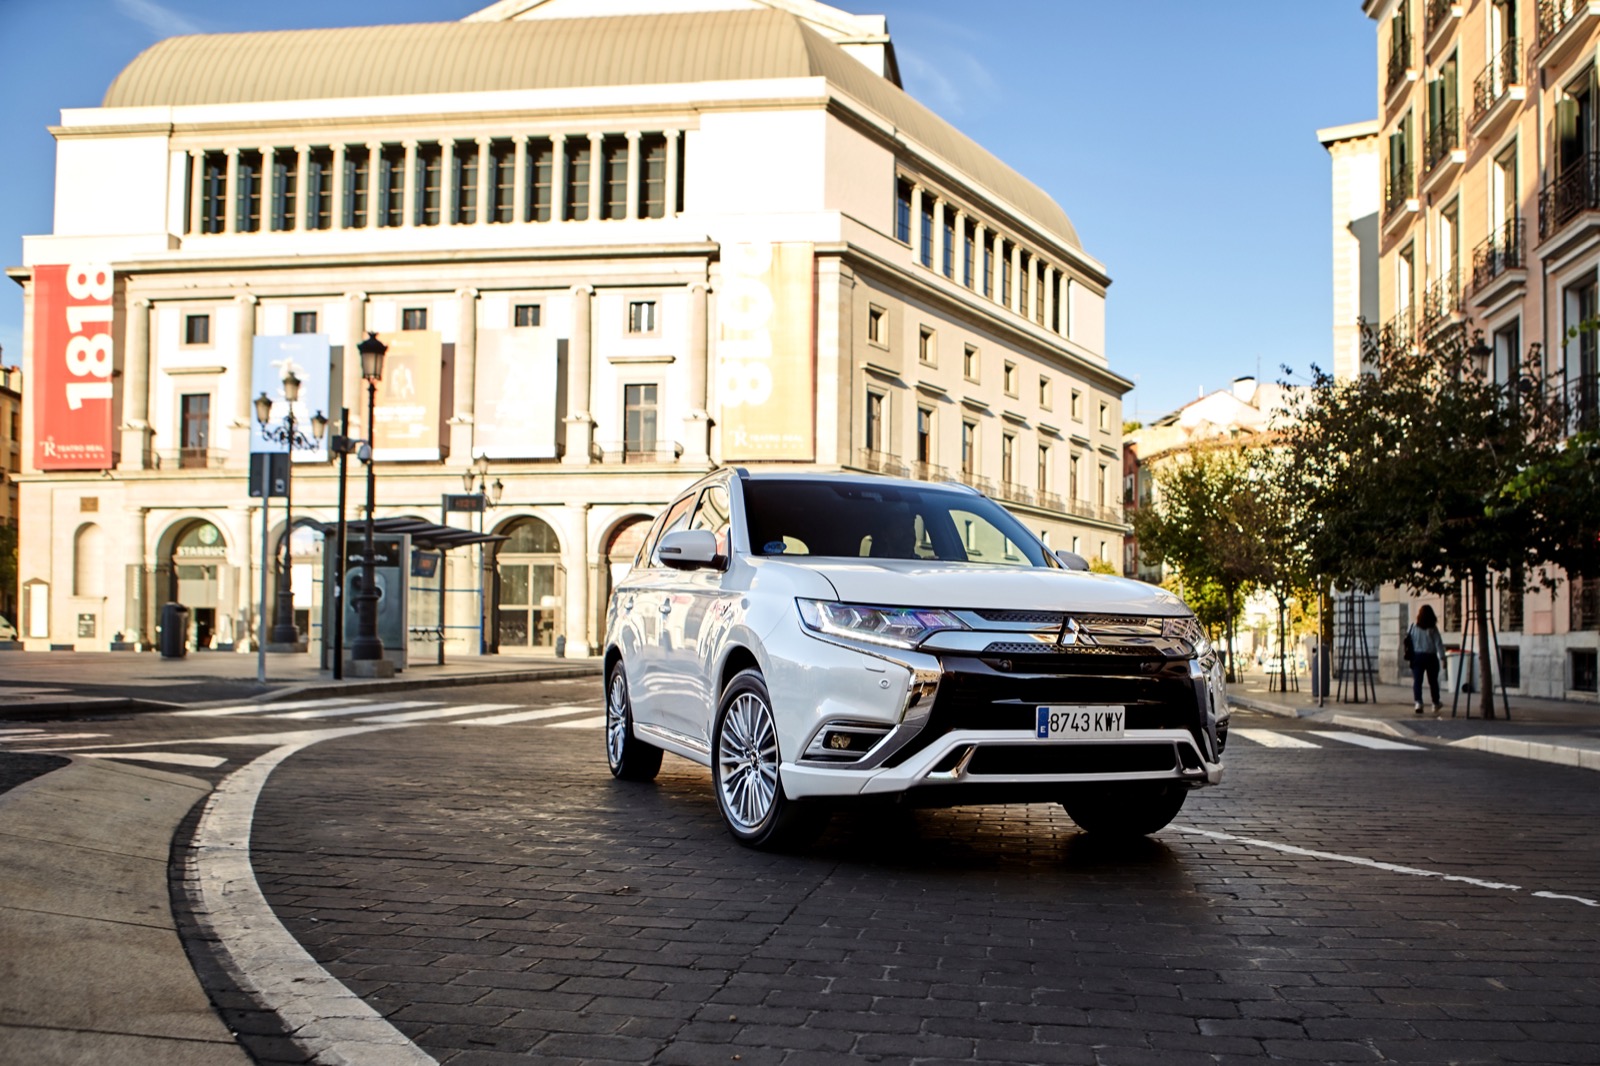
[0,697,184,720]
[1227,694,1318,719]
[252,664,603,705]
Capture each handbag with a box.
[1403,629,1414,663]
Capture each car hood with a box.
[797,558,1190,616]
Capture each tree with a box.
[1280,324,1569,716]
[1132,445,1271,681]
[0,524,15,625]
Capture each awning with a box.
[310,517,505,552]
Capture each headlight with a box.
[796,599,968,648]
[1161,615,1213,657]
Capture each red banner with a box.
[32,263,115,470]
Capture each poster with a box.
[716,243,814,461]
[250,334,331,461]
[473,329,558,459]
[31,263,115,470]
[372,329,442,459]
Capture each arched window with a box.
[495,517,563,649]
[74,524,105,597]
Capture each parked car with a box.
[0,616,15,641]
[603,470,1227,849]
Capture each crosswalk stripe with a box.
[1308,730,1424,751]
[0,732,109,744]
[461,705,600,726]
[356,703,520,724]
[1232,728,1321,749]
[174,697,371,717]
[77,752,229,768]
[277,701,437,720]
[548,715,607,730]
[0,729,50,737]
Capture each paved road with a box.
[6,680,1600,1065]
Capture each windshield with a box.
[741,479,1055,568]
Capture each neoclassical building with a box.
[11,0,1128,660]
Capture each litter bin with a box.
[159,602,190,659]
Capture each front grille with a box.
[982,642,1161,659]
[973,609,1062,624]
[966,744,1177,776]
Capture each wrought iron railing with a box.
[1425,0,1456,38]
[995,482,1034,507]
[1561,372,1600,435]
[1471,39,1520,126]
[1361,310,1417,362]
[956,469,993,495]
[1037,490,1066,513]
[1424,108,1460,170]
[1421,273,1462,334]
[1385,163,1415,216]
[1471,219,1524,292]
[911,460,949,483]
[1387,33,1412,95]
[594,440,682,464]
[857,448,908,477]
[1537,0,1583,46]
[1538,151,1600,238]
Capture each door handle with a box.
[659,600,673,615]
[622,595,634,612]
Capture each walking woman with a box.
[1407,604,1447,714]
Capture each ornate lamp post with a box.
[254,370,327,647]
[350,333,388,664]
[462,454,503,655]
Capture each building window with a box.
[343,145,370,229]
[1001,242,1013,305]
[179,393,210,468]
[1071,390,1083,421]
[916,406,934,463]
[865,390,885,452]
[982,239,994,298]
[602,135,628,220]
[1098,463,1109,506]
[1573,575,1600,631]
[1051,273,1063,333]
[184,314,211,346]
[1035,262,1046,323]
[1567,277,1599,397]
[623,383,658,458]
[1572,648,1598,692]
[378,144,405,228]
[1069,454,1080,500]
[236,150,262,233]
[306,147,333,230]
[401,307,428,331]
[640,133,668,219]
[565,138,591,221]
[513,304,541,328]
[895,178,912,244]
[292,311,318,334]
[867,305,887,346]
[201,151,226,233]
[961,420,977,475]
[1001,433,1016,485]
[942,210,955,278]
[416,142,441,226]
[1037,442,1051,493]
[1499,646,1521,688]
[452,140,477,225]
[919,196,935,268]
[918,326,936,365]
[1003,361,1017,397]
[963,221,976,288]
[1501,570,1525,631]
[526,138,554,222]
[628,300,657,334]
[269,148,297,232]
[1039,376,1052,409]
[963,344,978,381]
[1098,402,1110,432]
[489,139,515,223]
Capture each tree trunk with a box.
[1224,585,1237,683]
[1275,591,1289,683]
[1473,567,1496,719]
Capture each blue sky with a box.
[0,0,1375,422]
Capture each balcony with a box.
[1383,163,1419,232]
[1062,497,1125,526]
[1535,0,1600,71]
[1470,40,1524,135]
[912,460,950,483]
[1561,373,1600,436]
[1362,309,1417,361]
[856,448,908,477]
[1037,490,1066,513]
[1470,219,1526,306]
[956,469,993,495]
[995,481,1034,507]
[1420,272,1463,336]
[594,439,682,464]
[1424,0,1462,54]
[1422,110,1464,191]
[1386,35,1416,102]
[178,447,211,470]
[1538,152,1600,250]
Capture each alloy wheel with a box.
[717,692,779,830]
[606,669,628,768]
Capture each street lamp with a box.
[350,333,388,663]
[459,454,503,655]
[254,369,327,647]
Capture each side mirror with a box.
[1054,549,1091,571]
[658,529,723,570]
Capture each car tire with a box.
[605,660,662,782]
[1061,781,1188,837]
[712,668,825,850]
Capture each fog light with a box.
[803,722,892,762]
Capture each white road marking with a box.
[77,751,228,768]
[189,723,436,1065]
[1308,730,1424,751]
[174,697,370,717]
[277,701,437,720]
[0,729,49,737]
[548,715,606,729]
[2,732,110,744]
[17,725,410,754]
[357,703,519,724]
[461,705,600,726]
[1232,728,1321,749]
[1532,890,1600,907]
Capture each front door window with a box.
[495,518,562,649]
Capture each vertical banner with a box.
[473,329,559,458]
[32,263,115,470]
[372,330,442,459]
[716,242,814,461]
[250,334,331,461]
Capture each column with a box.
[953,208,967,285]
[343,292,367,439]
[563,503,592,657]
[664,131,680,217]
[402,140,418,229]
[1010,242,1024,314]
[932,198,946,277]
[1043,263,1056,332]
[223,148,239,233]
[294,146,309,231]
[551,134,568,222]
[624,131,641,220]
[683,280,711,464]
[512,136,528,223]
[124,507,150,646]
[233,293,258,431]
[366,141,382,229]
[563,284,595,465]
[188,152,203,235]
[909,183,923,259]
[441,140,455,224]
[259,145,273,232]
[451,288,479,463]
[973,221,987,294]
[475,136,491,225]
[587,132,603,222]
[118,298,152,470]
[331,144,347,231]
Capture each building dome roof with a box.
[103,9,1081,249]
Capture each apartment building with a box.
[9,0,1129,659]
[1364,0,1598,698]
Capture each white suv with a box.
[604,470,1226,848]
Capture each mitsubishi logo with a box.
[1056,616,1096,648]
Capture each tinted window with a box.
[742,480,1052,567]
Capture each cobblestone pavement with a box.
[210,683,1600,1066]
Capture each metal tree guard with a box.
[1451,574,1512,720]
[1335,591,1377,704]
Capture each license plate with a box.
[1036,705,1126,739]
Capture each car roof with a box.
[735,470,982,494]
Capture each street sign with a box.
[248,452,290,498]
[444,493,486,513]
